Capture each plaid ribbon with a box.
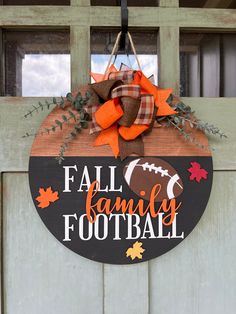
[89,71,156,136]
[89,88,155,133]
[87,104,102,134]
[134,94,155,125]
[111,84,140,99]
[108,70,135,84]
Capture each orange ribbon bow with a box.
[89,68,176,159]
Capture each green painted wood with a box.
[158,26,180,94]
[183,97,234,170]
[0,97,234,172]
[104,263,149,314]
[0,174,2,314]
[0,98,50,173]
[149,172,236,314]
[2,173,103,314]
[159,0,179,7]
[71,26,90,89]
[71,0,90,5]
[0,7,236,28]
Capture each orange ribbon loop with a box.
[119,125,149,141]
[95,99,124,129]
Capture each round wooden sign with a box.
[29,106,213,264]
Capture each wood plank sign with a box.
[28,72,214,264]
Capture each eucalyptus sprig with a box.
[22,109,79,138]
[165,116,211,151]
[23,90,91,162]
[53,110,90,163]
[157,95,227,150]
[23,97,65,118]
[56,120,84,164]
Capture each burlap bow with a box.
[87,70,176,160]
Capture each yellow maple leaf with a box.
[126,241,145,260]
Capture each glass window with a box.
[180,32,236,97]
[3,30,70,97]
[91,0,158,6]
[180,0,236,8]
[2,0,70,5]
[91,30,158,84]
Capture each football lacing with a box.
[140,162,170,177]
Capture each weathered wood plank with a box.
[149,172,236,314]
[204,0,234,8]
[0,29,4,96]
[222,35,236,97]
[0,7,236,29]
[71,26,90,89]
[2,173,103,314]
[201,36,220,97]
[104,263,149,314]
[0,97,235,172]
[158,26,180,93]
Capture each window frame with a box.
[0,0,235,95]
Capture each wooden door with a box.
[0,1,236,313]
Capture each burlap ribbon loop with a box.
[91,79,123,101]
[118,96,140,127]
[119,136,144,161]
[111,84,142,127]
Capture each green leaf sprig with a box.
[23,90,91,162]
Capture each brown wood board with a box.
[30,106,211,157]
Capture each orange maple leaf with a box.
[94,124,119,157]
[155,88,175,116]
[36,187,59,209]
[91,64,117,82]
[126,241,145,260]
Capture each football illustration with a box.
[123,157,184,202]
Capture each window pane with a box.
[3,0,70,4]
[91,0,158,6]
[180,32,236,97]
[91,30,158,84]
[180,0,236,8]
[4,30,70,96]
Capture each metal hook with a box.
[119,0,128,52]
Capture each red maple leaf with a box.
[36,187,59,208]
[188,162,208,183]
